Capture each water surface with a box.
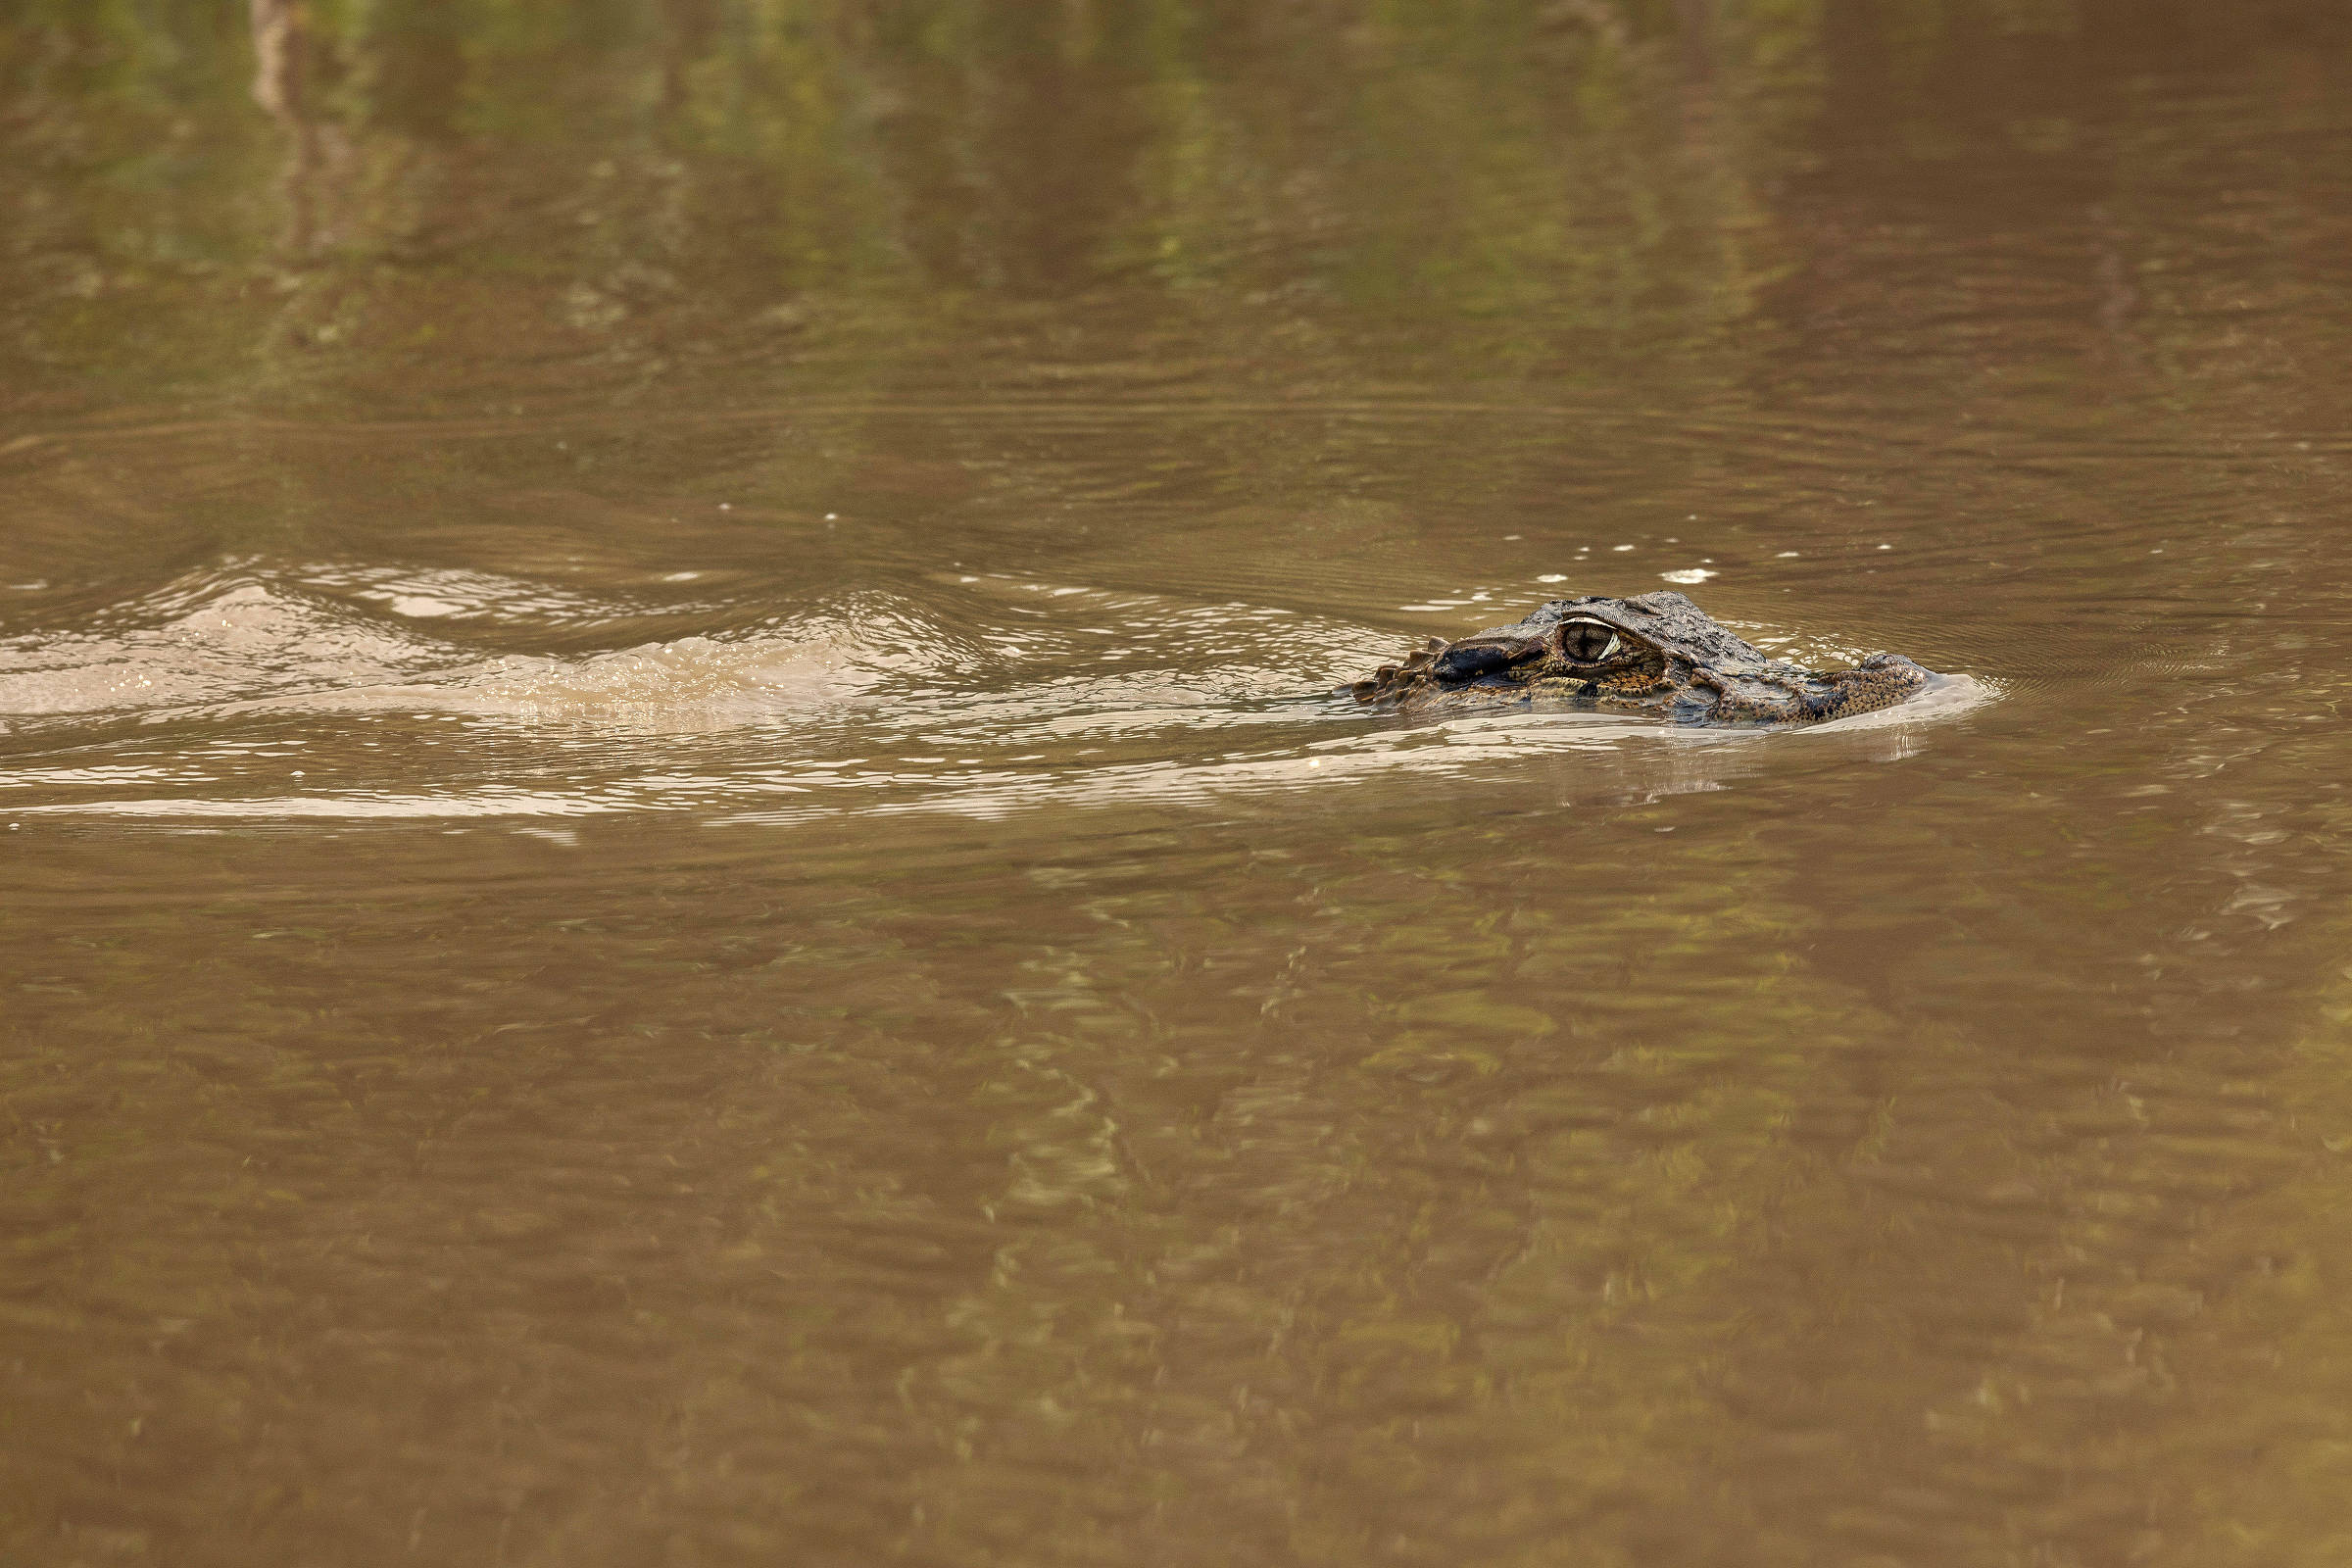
[8,4,2352,1564]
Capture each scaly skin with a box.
[1345,591,1934,726]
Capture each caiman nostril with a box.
[1430,642,1519,682]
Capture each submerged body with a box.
[1347,591,1934,726]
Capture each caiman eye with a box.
[1559,620,1620,662]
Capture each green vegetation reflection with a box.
[2,0,1833,408]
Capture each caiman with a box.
[1345,591,1935,726]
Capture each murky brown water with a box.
[9,3,2352,1563]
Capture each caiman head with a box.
[1345,591,1935,726]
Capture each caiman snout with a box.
[1430,640,1537,682]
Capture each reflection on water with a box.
[8,2,2352,1565]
